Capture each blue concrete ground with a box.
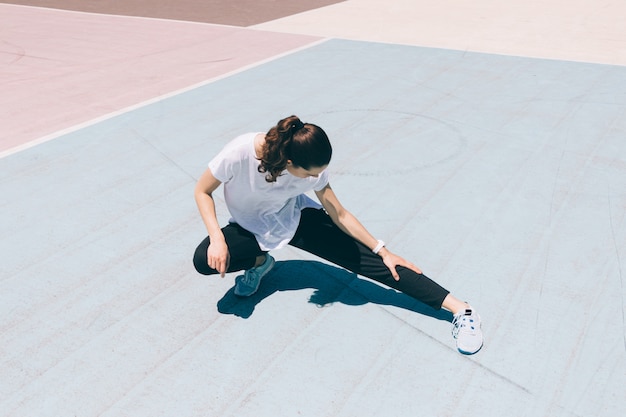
[2,37,625,416]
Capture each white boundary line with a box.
[0,37,330,159]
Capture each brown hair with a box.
[258,115,332,183]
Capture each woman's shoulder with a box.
[209,133,260,177]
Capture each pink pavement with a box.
[0,4,322,155]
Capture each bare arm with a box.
[194,168,229,276]
[315,183,422,280]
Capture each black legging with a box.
[193,208,450,310]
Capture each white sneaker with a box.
[234,254,275,297]
[452,306,483,355]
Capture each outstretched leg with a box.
[289,208,450,310]
[290,208,483,354]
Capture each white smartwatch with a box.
[372,239,386,255]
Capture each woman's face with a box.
[285,162,327,179]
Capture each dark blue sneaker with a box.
[234,254,275,297]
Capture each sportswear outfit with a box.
[192,133,450,310]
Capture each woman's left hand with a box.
[378,247,423,281]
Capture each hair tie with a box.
[292,121,305,131]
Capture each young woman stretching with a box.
[193,115,483,355]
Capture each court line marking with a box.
[0,37,329,159]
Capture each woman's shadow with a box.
[217,260,453,322]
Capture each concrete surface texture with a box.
[1,1,625,416]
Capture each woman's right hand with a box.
[195,168,229,276]
[207,239,230,277]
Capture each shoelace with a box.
[452,310,477,338]
[240,268,260,286]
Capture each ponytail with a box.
[258,115,332,183]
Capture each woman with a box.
[193,115,483,355]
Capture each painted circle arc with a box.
[312,109,466,176]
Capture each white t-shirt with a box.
[208,132,330,251]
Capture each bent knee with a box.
[193,251,213,275]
